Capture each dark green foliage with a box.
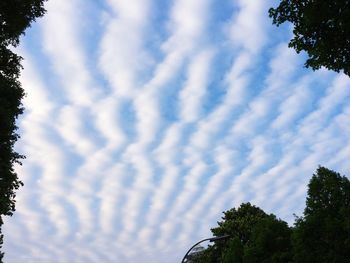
[210,203,270,262]
[212,203,269,245]
[292,167,350,263]
[194,203,292,263]
[243,216,292,263]
[269,0,350,76]
[221,238,243,263]
[0,0,47,260]
[0,0,47,47]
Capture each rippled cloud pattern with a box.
[3,0,350,262]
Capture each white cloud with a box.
[179,49,215,122]
[41,0,102,106]
[98,0,152,98]
[228,0,270,53]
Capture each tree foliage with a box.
[269,0,350,76]
[194,203,292,263]
[243,216,292,263]
[292,167,350,263]
[191,167,350,263]
[0,0,47,260]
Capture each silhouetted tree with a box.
[0,0,47,260]
[243,216,292,263]
[269,0,350,76]
[292,166,350,263]
[194,203,292,263]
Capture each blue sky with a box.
[3,0,350,262]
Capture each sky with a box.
[3,0,350,262]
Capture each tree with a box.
[221,237,243,263]
[243,216,292,263]
[0,0,47,260]
[269,0,350,76]
[194,203,292,263]
[292,166,350,263]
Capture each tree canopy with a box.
[189,166,350,263]
[193,203,292,263]
[292,167,350,263]
[0,0,47,260]
[269,0,350,76]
